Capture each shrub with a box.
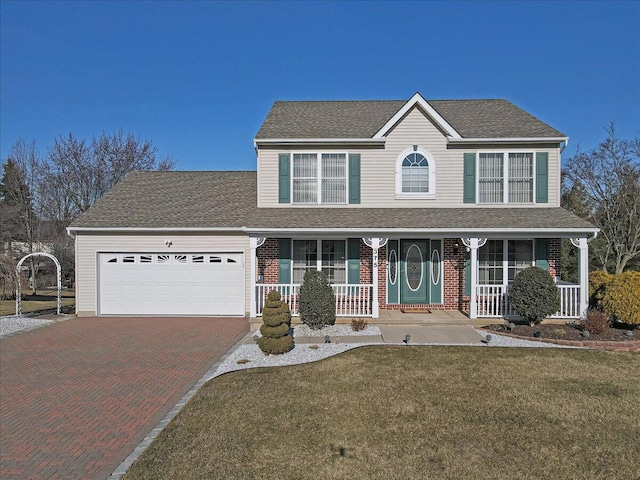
[299,270,336,330]
[351,318,368,332]
[588,270,612,310]
[509,267,560,326]
[601,271,640,326]
[257,290,293,355]
[580,308,611,334]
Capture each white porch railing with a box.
[476,284,581,319]
[255,284,373,317]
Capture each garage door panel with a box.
[99,252,245,315]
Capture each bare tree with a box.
[563,123,640,273]
[47,130,175,214]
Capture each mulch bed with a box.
[485,322,637,343]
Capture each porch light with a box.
[252,334,259,342]
[485,334,492,344]
[325,335,331,343]
[453,243,459,255]
[403,334,411,344]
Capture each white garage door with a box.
[98,253,245,315]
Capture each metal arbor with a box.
[15,252,62,316]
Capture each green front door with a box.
[400,240,428,304]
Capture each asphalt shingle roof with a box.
[70,171,595,232]
[255,98,565,139]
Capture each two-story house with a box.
[67,93,598,320]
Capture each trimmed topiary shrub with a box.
[601,271,640,326]
[588,270,612,311]
[580,308,611,334]
[299,270,336,330]
[509,267,560,326]
[257,290,293,354]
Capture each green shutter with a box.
[348,154,361,204]
[463,153,476,203]
[278,238,291,283]
[347,238,360,284]
[278,153,290,204]
[535,238,550,271]
[464,251,471,296]
[536,152,548,203]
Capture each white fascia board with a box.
[244,227,599,237]
[447,136,569,145]
[67,226,245,235]
[253,138,385,147]
[373,93,462,139]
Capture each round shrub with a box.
[588,270,612,310]
[509,267,560,325]
[299,270,336,330]
[601,271,640,326]
[580,308,611,334]
[257,335,294,355]
[258,290,293,354]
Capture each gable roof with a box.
[69,171,595,234]
[255,95,566,140]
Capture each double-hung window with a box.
[292,239,346,284]
[478,240,534,285]
[478,152,534,203]
[292,153,346,204]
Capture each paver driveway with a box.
[0,316,248,480]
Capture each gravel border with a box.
[0,315,54,338]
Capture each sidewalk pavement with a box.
[253,325,485,346]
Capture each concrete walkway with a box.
[268,325,485,346]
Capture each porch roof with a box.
[69,171,597,236]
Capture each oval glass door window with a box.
[431,249,441,285]
[405,244,423,291]
[388,249,397,284]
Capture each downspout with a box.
[560,137,569,154]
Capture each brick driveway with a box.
[0,317,248,479]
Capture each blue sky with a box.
[1,0,639,171]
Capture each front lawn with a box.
[124,347,640,480]
[0,289,75,316]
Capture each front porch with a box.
[249,235,590,321]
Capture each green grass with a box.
[0,289,74,315]
[124,346,640,480]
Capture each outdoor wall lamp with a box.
[453,243,460,255]
[165,239,172,247]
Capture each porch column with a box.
[571,237,589,317]
[249,237,266,318]
[363,237,388,318]
[461,237,487,319]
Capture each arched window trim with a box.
[395,147,436,199]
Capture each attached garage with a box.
[98,252,245,316]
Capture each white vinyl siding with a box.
[257,108,561,208]
[75,233,250,316]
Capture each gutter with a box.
[253,137,386,148]
[447,136,569,145]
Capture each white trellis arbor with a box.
[16,252,62,316]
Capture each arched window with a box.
[395,148,436,199]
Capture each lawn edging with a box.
[477,327,640,352]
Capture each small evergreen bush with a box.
[299,270,336,330]
[601,271,640,326]
[588,270,612,311]
[509,267,560,326]
[580,308,611,334]
[257,290,293,354]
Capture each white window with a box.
[292,239,346,284]
[292,153,346,204]
[478,240,534,285]
[478,152,534,203]
[395,148,435,199]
